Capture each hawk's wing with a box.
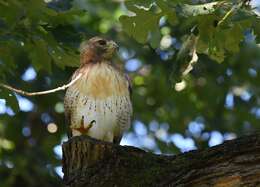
[64,90,72,138]
[113,74,133,144]
[125,74,132,96]
[64,72,78,138]
[64,70,82,138]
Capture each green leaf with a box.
[50,47,79,68]
[120,15,134,37]
[196,37,208,54]
[27,39,52,73]
[197,14,244,63]
[231,8,256,23]
[119,4,161,44]
[197,32,225,64]
[49,9,85,26]
[156,0,178,25]
[223,25,243,53]
[150,28,161,48]
[251,18,260,43]
[208,46,225,63]
[0,0,23,29]
[0,45,16,69]
[120,0,179,47]
[0,41,18,77]
[197,15,216,43]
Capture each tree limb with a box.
[62,133,260,187]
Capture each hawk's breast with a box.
[64,62,132,142]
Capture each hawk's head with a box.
[80,37,118,64]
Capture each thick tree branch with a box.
[62,133,260,187]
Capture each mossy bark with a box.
[62,134,260,187]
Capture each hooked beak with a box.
[108,41,119,51]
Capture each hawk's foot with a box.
[72,116,96,135]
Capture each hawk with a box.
[64,37,132,144]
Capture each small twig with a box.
[217,7,235,26]
[0,73,82,96]
[217,1,245,26]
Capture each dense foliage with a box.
[0,0,259,186]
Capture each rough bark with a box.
[62,133,260,187]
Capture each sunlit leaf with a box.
[177,2,219,17]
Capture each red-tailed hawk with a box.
[64,37,132,144]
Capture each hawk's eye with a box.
[97,40,107,46]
